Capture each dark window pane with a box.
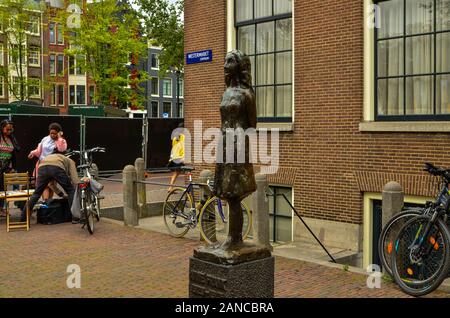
[58,85,64,106]
[406,76,434,115]
[77,85,85,105]
[69,85,75,104]
[163,102,171,117]
[151,101,158,117]
[378,78,404,115]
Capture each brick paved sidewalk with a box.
[0,220,449,298]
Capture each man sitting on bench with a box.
[21,150,79,222]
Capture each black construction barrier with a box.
[147,118,183,169]
[11,114,82,175]
[85,117,143,171]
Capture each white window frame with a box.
[26,16,40,36]
[8,44,26,65]
[50,84,56,106]
[69,84,86,105]
[162,101,172,118]
[28,46,40,67]
[49,53,56,75]
[49,22,56,44]
[28,78,41,98]
[151,77,159,97]
[0,76,4,98]
[151,53,159,70]
[57,23,64,45]
[178,78,184,98]
[57,54,64,76]
[57,84,65,107]
[162,78,172,97]
[151,100,159,118]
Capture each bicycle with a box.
[390,163,450,296]
[378,163,450,277]
[67,147,106,235]
[163,166,252,245]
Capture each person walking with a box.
[0,119,20,216]
[167,122,185,192]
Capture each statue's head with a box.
[224,50,252,89]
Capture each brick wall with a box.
[185,0,450,226]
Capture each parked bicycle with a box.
[163,166,252,245]
[67,147,106,234]
[379,162,450,296]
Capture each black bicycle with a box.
[67,147,105,234]
[390,163,450,296]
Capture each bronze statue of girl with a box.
[214,50,257,251]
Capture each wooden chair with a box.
[4,172,31,232]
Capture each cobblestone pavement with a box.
[1,220,449,298]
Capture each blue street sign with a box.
[163,113,169,118]
[186,50,213,65]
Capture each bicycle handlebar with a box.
[424,162,450,181]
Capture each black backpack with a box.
[37,198,72,225]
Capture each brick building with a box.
[184,0,450,268]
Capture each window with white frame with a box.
[69,55,85,75]
[235,0,293,122]
[151,77,159,96]
[28,78,40,97]
[268,186,293,243]
[9,44,26,65]
[0,45,3,66]
[375,0,450,120]
[49,22,56,44]
[28,46,40,67]
[151,53,159,69]
[27,16,40,36]
[50,84,56,105]
[57,54,64,75]
[0,76,4,97]
[151,101,158,117]
[49,54,56,75]
[163,101,172,117]
[57,84,64,106]
[162,78,172,97]
[178,78,184,97]
[12,76,21,96]
[57,23,64,45]
[69,85,85,105]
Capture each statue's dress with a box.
[214,87,256,201]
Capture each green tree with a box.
[0,0,46,102]
[58,0,148,108]
[135,0,184,76]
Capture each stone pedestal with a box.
[189,256,274,298]
[189,244,274,298]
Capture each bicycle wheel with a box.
[199,197,252,245]
[378,209,423,277]
[163,188,193,238]
[83,190,95,235]
[391,215,450,297]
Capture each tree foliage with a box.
[135,0,184,76]
[0,0,46,102]
[58,0,148,108]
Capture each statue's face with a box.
[224,53,239,77]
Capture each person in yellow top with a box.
[167,122,185,192]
